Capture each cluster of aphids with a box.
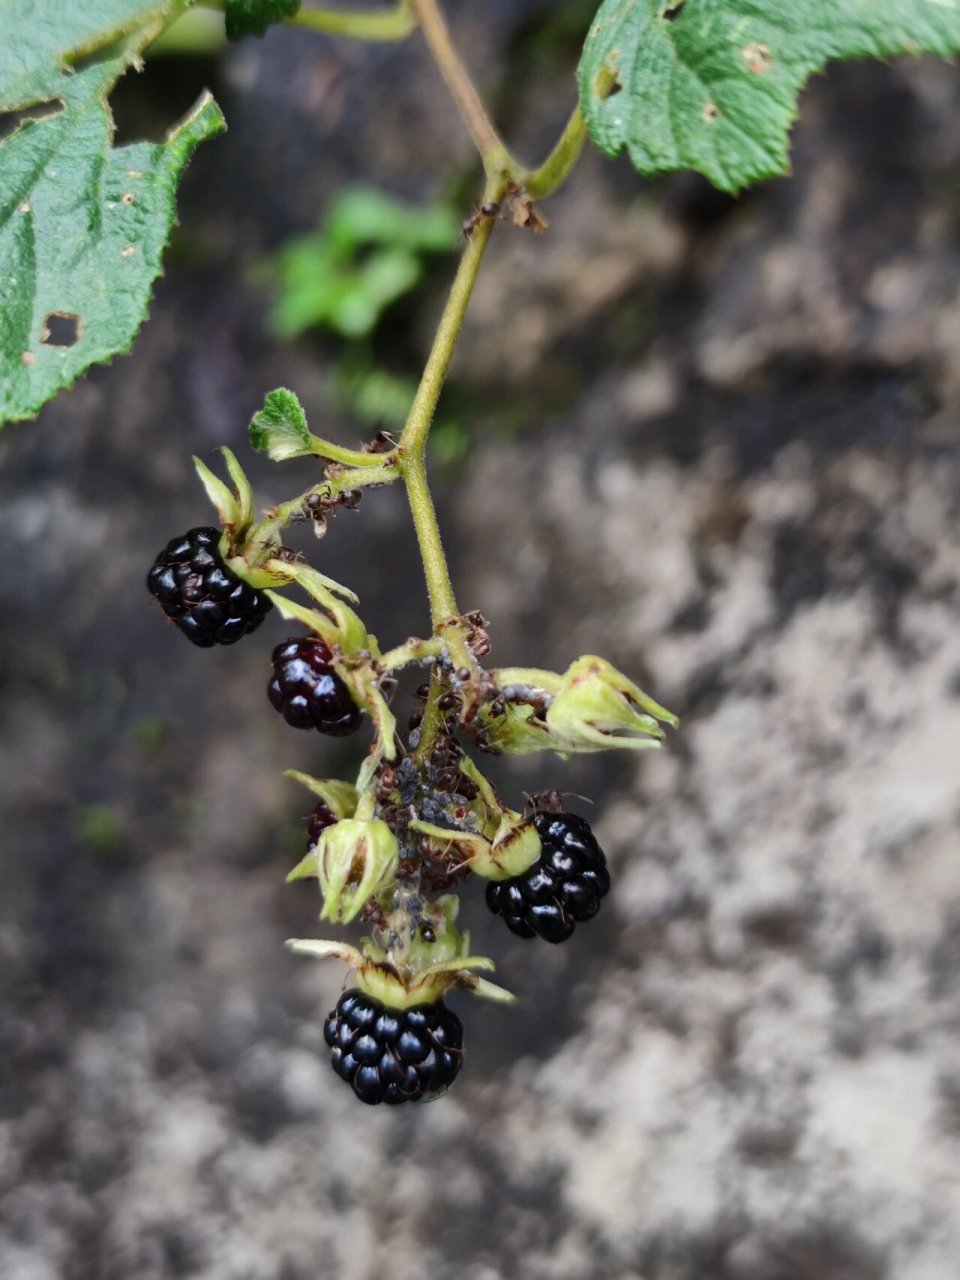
[146,450,673,1105]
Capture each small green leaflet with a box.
[0,2,224,424]
[224,0,300,40]
[248,388,313,460]
[578,0,960,193]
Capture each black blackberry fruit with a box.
[268,636,362,736]
[485,811,610,943]
[323,989,464,1104]
[147,526,272,647]
[305,801,337,851]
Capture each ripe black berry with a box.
[147,527,272,647]
[306,801,337,851]
[323,989,463,1104]
[485,812,610,943]
[268,636,362,736]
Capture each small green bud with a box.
[316,818,399,923]
[546,655,677,752]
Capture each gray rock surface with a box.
[1,14,959,1280]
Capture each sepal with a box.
[193,447,255,542]
[410,813,541,882]
[316,817,400,923]
[546,655,677,751]
[266,561,369,655]
[284,771,358,818]
[285,935,516,1006]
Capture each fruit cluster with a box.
[147,442,676,1105]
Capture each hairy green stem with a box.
[398,179,502,627]
[379,636,444,672]
[398,196,502,770]
[269,458,399,526]
[306,437,395,467]
[285,0,415,40]
[403,456,457,625]
[524,106,587,199]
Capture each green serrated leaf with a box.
[0,0,170,109]
[224,0,300,40]
[578,0,960,193]
[0,39,224,424]
[248,387,312,459]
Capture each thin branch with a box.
[408,0,516,176]
[286,0,415,40]
[196,0,416,41]
[524,106,587,199]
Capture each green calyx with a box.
[284,937,515,1006]
[477,656,677,756]
[194,447,255,547]
[410,814,541,883]
[316,817,400,924]
[408,754,543,880]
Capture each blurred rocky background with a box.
[2,3,960,1277]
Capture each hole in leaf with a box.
[41,312,82,348]
[595,66,622,102]
[702,102,720,123]
[661,0,686,19]
[0,98,64,142]
[109,51,220,145]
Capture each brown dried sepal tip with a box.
[506,185,548,234]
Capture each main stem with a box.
[287,1,415,39]
[398,182,502,629]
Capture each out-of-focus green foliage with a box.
[263,187,459,340]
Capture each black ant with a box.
[461,199,502,239]
[524,789,592,815]
[275,545,305,564]
[361,429,398,455]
